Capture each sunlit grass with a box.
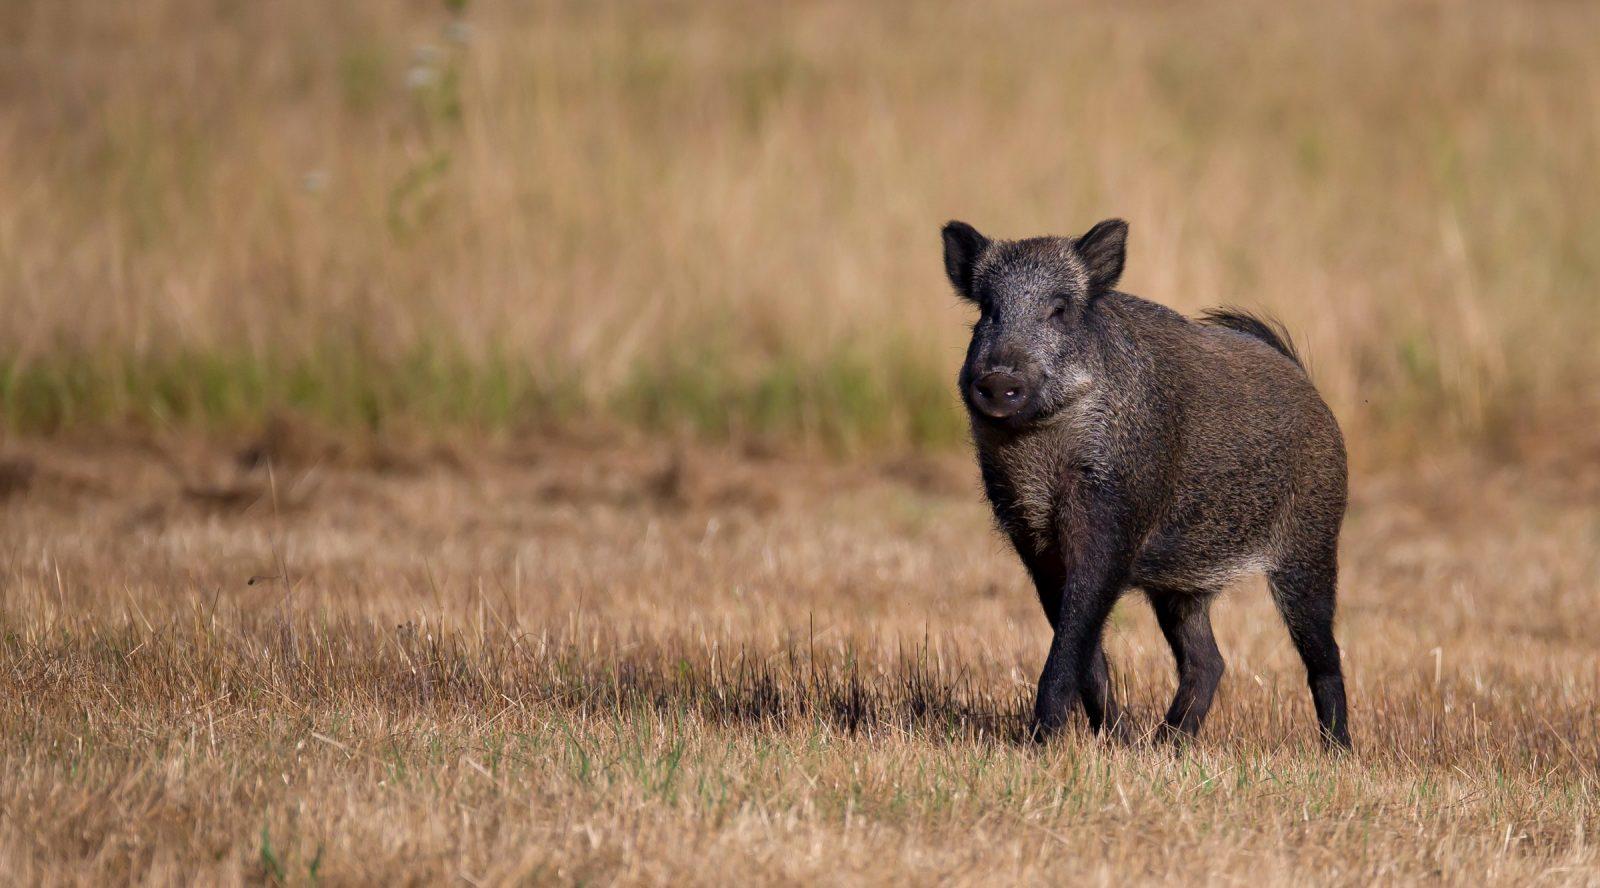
[1,340,965,449]
[2,437,1597,882]
[1,0,1596,454]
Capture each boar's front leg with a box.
[1081,641,1127,739]
[1030,486,1134,742]
[1023,556,1125,739]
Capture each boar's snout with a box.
[969,371,1031,420]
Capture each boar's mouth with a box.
[963,362,1070,431]
[963,393,1048,431]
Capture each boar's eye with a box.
[1048,297,1070,323]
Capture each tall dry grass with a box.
[2,0,1598,451]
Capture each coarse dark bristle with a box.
[1199,308,1304,369]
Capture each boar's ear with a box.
[941,220,990,301]
[1076,218,1128,294]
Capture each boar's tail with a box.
[1199,307,1304,369]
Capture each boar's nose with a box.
[970,372,1029,419]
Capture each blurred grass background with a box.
[2,0,1597,457]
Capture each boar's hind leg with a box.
[1268,547,1351,750]
[1149,590,1225,741]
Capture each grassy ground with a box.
[4,2,1599,883]
[3,432,1597,884]
[3,0,1599,450]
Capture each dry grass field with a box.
[2,431,1598,884]
[3,0,1599,451]
[4,1,1600,885]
